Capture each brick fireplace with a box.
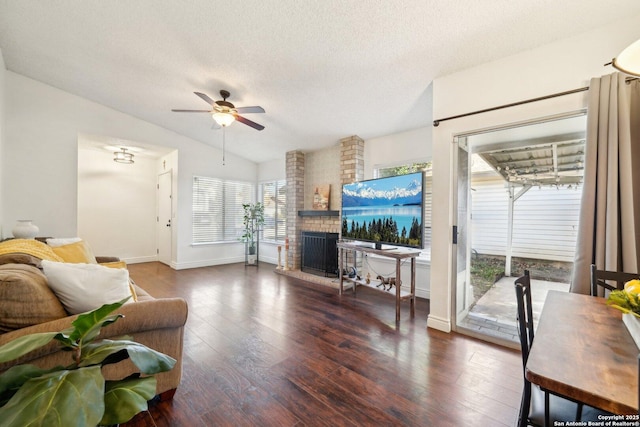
[284,135,364,271]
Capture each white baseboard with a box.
[174,256,244,270]
[121,255,158,264]
[427,314,451,332]
[415,289,430,299]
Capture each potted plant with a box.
[241,202,265,265]
[0,297,175,427]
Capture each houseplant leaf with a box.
[80,339,176,374]
[68,297,129,344]
[0,332,57,363]
[101,376,157,425]
[0,365,104,427]
[0,364,59,405]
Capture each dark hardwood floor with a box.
[122,262,522,427]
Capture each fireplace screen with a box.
[301,231,338,277]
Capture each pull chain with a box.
[222,126,226,166]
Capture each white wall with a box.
[365,126,432,179]
[77,144,160,263]
[258,158,285,182]
[428,13,640,332]
[3,72,258,268]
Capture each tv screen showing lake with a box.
[341,172,424,247]
[342,206,421,233]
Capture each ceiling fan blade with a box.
[194,92,216,106]
[171,109,212,113]
[235,115,265,131]
[235,106,265,114]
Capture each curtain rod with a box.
[433,76,638,127]
[432,87,588,127]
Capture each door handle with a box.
[166,219,171,227]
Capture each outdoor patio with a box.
[458,275,570,343]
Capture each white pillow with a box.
[41,260,133,314]
[46,237,82,247]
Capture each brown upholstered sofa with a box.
[0,251,188,400]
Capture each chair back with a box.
[515,270,534,368]
[515,270,535,427]
[590,264,639,297]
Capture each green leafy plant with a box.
[0,298,176,426]
[607,290,640,318]
[241,202,265,254]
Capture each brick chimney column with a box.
[340,135,364,185]
[339,136,364,269]
[285,150,305,270]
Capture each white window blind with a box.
[261,180,286,241]
[192,176,254,244]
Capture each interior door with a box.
[157,171,172,265]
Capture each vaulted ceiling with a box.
[1,1,639,163]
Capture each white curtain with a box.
[571,73,640,294]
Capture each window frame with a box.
[259,179,287,243]
[192,175,256,245]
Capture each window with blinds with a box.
[192,176,255,244]
[375,162,432,251]
[260,180,286,242]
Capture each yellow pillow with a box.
[51,240,98,264]
[100,260,138,302]
[100,261,127,269]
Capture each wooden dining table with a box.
[525,290,639,415]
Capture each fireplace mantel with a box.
[298,210,339,217]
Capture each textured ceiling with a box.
[1,1,639,163]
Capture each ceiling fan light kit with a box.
[172,89,265,130]
[172,89,265,165]
[612,38,640,77]
[212,111,235,127]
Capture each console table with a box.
[337,242,421,323]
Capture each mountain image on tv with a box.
[341,172,423,248]
[341,175,422,207]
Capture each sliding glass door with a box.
[452,113,587,347]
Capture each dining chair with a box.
[590,264,639,297]
[515,271,607,426]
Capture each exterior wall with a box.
[471,175,581,262]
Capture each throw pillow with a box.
[100,260,138,302]
[50,240,98,264]
[45,237,82,247]
[41,260,134,314]
[0,263,67,332]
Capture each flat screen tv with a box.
[341,172,423,249]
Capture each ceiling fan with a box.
[172,90,265,130]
